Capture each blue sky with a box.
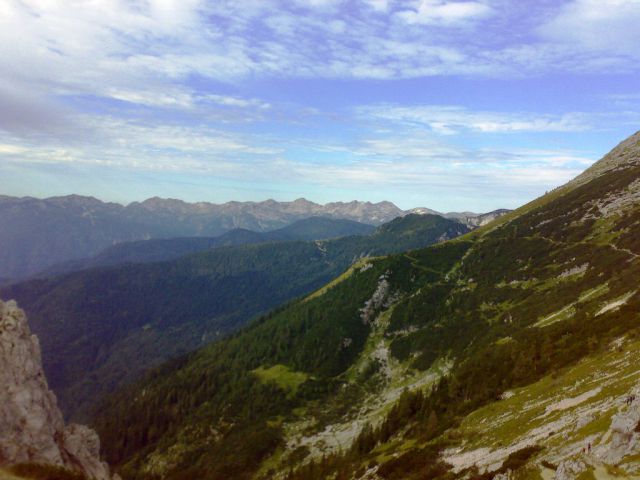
[1,0,639,212]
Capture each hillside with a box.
[94,131,640,480]
[36,217,375,278]
[0,196,401,279]
[0,214,468,423]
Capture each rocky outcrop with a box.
[598,387,640,464]
[0,299,113,479]
[406,208,511,228]
[554,459,587,480]
[463,209,511,227]
[493,471,513,480]
[359,273,391,325]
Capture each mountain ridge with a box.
[0,193,508,280]
[0,196,403,280]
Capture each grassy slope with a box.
[447,336,640,475]
[99,132,640,479]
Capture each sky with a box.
[1,0,639,212]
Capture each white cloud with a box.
[363,0,390,12]
[604,93,640,108]
[357,105,591,134]
[0,114,282,174]
[270,145,591,199]
[1,0,639,114]
[107,89,195,108]
[205,95,271,109]
[0,143,27,155]
[294,0,343,8]
[103,89,271,110]
[397,0,493,25]
[353,138,466,158]
[538,0,640,57]
[0,0,495,117]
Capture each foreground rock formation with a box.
[0,299,113,480]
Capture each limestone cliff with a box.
[0,299,113,480]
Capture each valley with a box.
[1,214,470,422]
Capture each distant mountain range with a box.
[0,195,507,280]
[1,214,470,422]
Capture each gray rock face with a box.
[599,388,640,464]
[554,459,587,480]
[406,208,511,228]
[463,209,512,227]
[0,299,113,479]
[359,273,391,325]
[493,471,513,480]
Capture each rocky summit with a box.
[0,299,114,480]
